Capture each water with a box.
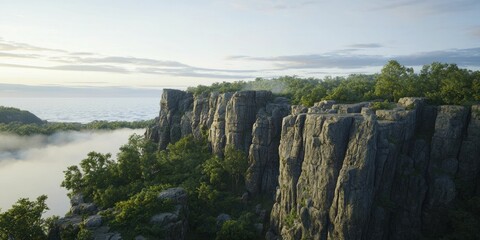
[0,97,161,217]
[0,97,160,123]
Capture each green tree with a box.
[223,146,248,191]
[325,74,376,102]
[375,60,415,102]
[0,195,49,240]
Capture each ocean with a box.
[0,97,160,123]
[0,97,160,217]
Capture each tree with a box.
[324,74,376,102]
[375,60,415,102]
[0,195,49,240]
[223,146,248,191]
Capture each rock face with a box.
[148,90,480,240]
[268,99,480,240]
[147,89,289,195]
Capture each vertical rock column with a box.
[156,89,193,150]
[246,102,290,196]
[225,91,271,153]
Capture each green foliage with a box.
[156,135,211,188]
[0,106,43,124]
[103,185,173,239]
[324,74,376,103]
[370,100,395,111]
[223,146,249,192]
[0,119,154,136]
[216,220,255,240]
[216,213,258,240]
[187,81,247,96]
[374,60,416,102]
[284,210,297,228]
[61,134,156,208]
[186,61,480,107]
[0,195,50,240]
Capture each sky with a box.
[0,0,479,96]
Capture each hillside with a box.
[0,106,44,124]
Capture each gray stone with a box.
[84,215,102,229]
[158,187,188,205]
[216,213,232,228]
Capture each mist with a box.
[0,129,144,217]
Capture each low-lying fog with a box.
[0,129,144,217]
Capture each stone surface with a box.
[84,215,102,229]
[145,90,480,240]
[268,98,480,240]
[50,188,189,240]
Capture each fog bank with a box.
[0,129,144,217]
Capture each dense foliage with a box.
[0,106,43,124]
[188,61,480,106]
[0,119,154,136]
[0,195,53,240]
[60,134,263,239]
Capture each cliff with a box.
[147,89,290,196]
[267,99,480,240]
[147,89,480,240]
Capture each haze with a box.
[0,129,144,216]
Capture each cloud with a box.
[369,0,480,14]
[346,43,383,49]
[0,39,255,79]
[234,47,480,69]
[0,63,130,74]
[229,0,318,11]
[0,52,41,58]
[52,64,130,73]
[0,40,66,52]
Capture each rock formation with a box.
[267,98,480,240]
[147,89,289,195]
[147,89,480,240]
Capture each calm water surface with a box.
[0,97,160,123]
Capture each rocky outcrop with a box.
[48,188,188,240]
[147,89,288,195]
[151,188,189,240]
[268,99,480,240]
[156,89,194,150]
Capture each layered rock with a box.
[147,89,480,240]
[245,99,290,196]
[147,89,288,195]
[268,99,480,240]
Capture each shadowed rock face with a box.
[267,99,480,240]
[147,89,289,195]
[147,91,480,240]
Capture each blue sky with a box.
[0,0,479,95]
